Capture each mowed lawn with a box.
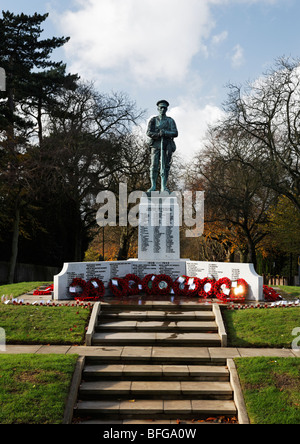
[223,307,300,348]
[0,282,299,423]
[0,305,91,345]
[0,354,78,424]
[0,282,52,299]
[235,357,300,424]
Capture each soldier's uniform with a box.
[146,100,178,192]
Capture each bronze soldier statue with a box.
[146,100,178,194]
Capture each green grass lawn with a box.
[277,286,300,299]
[235,357,300,424]
[0,354,78,424]
[0,282,299,424]
[223,307,300,348]
[0,305,91,345]
[0,282,52,299]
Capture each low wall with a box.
[0,262,60,284]
[263,275,300,287]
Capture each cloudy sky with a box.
[1,0,300,160]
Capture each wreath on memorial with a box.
[141,274,156,295]
[33,284,54,295]
[214,277,232,301]
[263,285,281,302]
[229,278,248,302]
[236,278,248,297]
[152,274,174,295]
[69,278,87,299]
[124,274,142,296]
[109,278,129,298]
[173,276,189,296]
[186,277,202,297]
[75,278,105,301]
[198,277,215,299]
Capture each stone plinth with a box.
[54,260,188,300]
[54,259,263,301]
[138,195,180,261]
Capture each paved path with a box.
[1,344,299,358]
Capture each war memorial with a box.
[54,100,263,303]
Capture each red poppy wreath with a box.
[75,278,105,301]
[109,278,128,298]
[185,276,202,297]
[33,284,54,296]
[198,277,215,299]
[263,285,280,302]
[173,276,189,296]
[141,274,156,295]
[152,274,173,295]
[230,278,249,301]
[214,277,232,301]
[124,274,142,296]
[69,278,87,299]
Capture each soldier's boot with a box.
[147,171,158,193]
[161,174,170,193]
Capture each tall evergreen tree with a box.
[0,11,72,133]
[0,10,76,282]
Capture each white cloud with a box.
[212,31,228,46]
[231,44,245,68]
[50,0,282,161]
[54,0,216,84]
[53,0,281,84]
[169,100,224,161]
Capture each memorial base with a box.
[138,195,180,261]
[54,259,264,302]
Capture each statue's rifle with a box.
[160,135,166,179]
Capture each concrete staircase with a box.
[73,304,237,424]
[92,304,222,348]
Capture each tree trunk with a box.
[247,237,257,271]
[7,201,20,284]
[289,252,293,286]
[37,97,43,146]
[117,227,132,261]
[73,212,83,262]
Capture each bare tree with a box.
[36,83,145,261]
[223,57,300,212]
[187,127,277,268]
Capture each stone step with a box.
[96,320,218,333]
[99,310,215,322]
[83,364,229,381]
[100,304,213,312]
[84,347,226,365]
[92,332,221,347]
[77,419,225,424]
[74,303,235,423]
[79,380,233,400]
[75,399,237,419]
